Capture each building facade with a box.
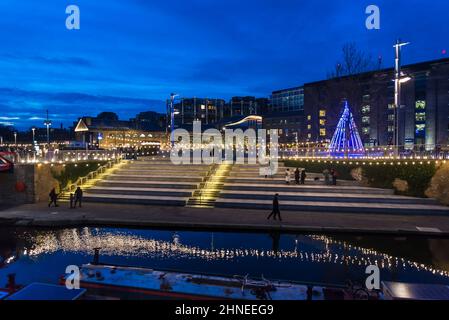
[263,86,305,142]
[302,58,449,150]
[271,86,304,112]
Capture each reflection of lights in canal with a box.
[20,228,449,278]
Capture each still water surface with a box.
[1,227,449,287]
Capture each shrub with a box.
[51,161,108,190]
[283,160,437,198]
[426,163,449,205]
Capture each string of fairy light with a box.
[14,228,449,279]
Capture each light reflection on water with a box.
[1,227,449,287]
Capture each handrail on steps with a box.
[59,158,123,198]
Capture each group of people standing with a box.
[284,168,307,185]
[48,187,83,209]
[323,168,338,186]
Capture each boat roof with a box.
[5,283,86,301]
[382,281,449,300]
[0,290,9,300]
[78,264,325,300]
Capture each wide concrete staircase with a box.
[83,157,212,206]
[214,163,449,215]
[80,157,449,216]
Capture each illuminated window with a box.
[319,128,326,136]
[362,105,371,114]
[388,114,395,121]
[416,101,426,110]
[362,127,370,135]
[388,104,395,110]
[415,124,425,132]
[307,133,312,139]
[415,113,426,122]
[362,116,370,124]
[201,104,206,110]
[307,125,312,130]
[307,115,312,121]
[319,110,326,117]
[319,119,326,126]
[388,126,395,132]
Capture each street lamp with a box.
[44,110,52,149]
[169,93,179,147]
[31,127,36,161]
[393,39,410,157]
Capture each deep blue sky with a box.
[1,0,448,130]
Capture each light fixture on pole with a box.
[169,93,179,147]
[393,39,410,157]
[31,127,36,161]
[31,127,36,145]
[44,110,52,148]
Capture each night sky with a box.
[1,0,448,130]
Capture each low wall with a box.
[0,164,60,206]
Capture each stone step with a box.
[222,183,395,195]
[225,177,358,186]
[97,180,199,189]
[84,193,188,206]
[117,170,208,176]
[87,186,194,197]
[218,190,438,205]
[124,165,210,171]
[214,198,449,215]
[107,174,204,182]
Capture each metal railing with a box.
[60,158,123,198]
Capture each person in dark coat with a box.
[74,187,83,208]
[69,193,74,209]
[300,169,307,185]
[331,169,338,186]
[267,194,282,221]
[48,188,58,207]
[294,168,300,185]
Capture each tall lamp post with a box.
[31,127,36,161]
[169,93,179,148]
[44,110,52,149]
[14,132,17,148]
[393,40,410,157]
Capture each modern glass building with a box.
[302,58,449,150]
[271,86,304,112]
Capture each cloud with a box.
[0,87,166,130]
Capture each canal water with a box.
[1,227,449,288]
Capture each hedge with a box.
[284,160,438,198]
[51,161,108,191]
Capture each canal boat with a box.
[5,283,86,301]
[63,263,332,300]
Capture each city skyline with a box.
[1,0,449,129]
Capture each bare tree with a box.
[328,42,374,78]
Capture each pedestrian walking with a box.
[285,169,291,184]
[48,188,59,207]
[323,169,330,185]
[300,169,307,185]
[267,194,282,221]
[294,168,300,185]
[74,187,83,208]
[69,193,74,209]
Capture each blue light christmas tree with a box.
[328,101,365,156]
